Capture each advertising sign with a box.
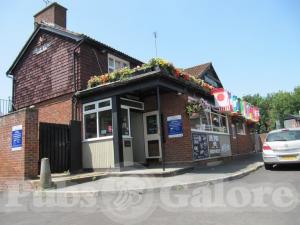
[12,125,23,151]
[192,133,209,160]
[167,115,183,138]
[208,134,221,157]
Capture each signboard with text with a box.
[167,115,183,138]
[12,125,22,151]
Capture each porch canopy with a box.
[75,66,213,170]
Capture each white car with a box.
[263,128,300,170]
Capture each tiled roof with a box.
[7,23,143,75]
[184,62,211,78]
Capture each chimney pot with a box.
[34,2,67,29]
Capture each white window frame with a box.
[120,97,144,111]
[108,53,130,73]
[83,98,113,142]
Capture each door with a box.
[39,122,70,173]
[143,111,162,158]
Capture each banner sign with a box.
[12,125,23,151]
[167,115,183,138]
[211,88,260,122]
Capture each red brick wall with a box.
[0,109,39,179]
[229,117,255,155]
[78,44,143,90]
[144,92,193,163]
[37,93,73,124]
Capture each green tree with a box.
[243,86,300,134]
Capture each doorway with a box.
[143,111,162,159]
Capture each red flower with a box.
[175,69,181,78]
[183,73,190,80]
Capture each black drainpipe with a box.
[72,38,85,121]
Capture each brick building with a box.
[2,2,259,178]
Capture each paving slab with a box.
[37,153,264,196]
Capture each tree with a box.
[243,86,300,133]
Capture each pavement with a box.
[1,154,300,225]
[41,153,264,196]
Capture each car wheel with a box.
[264,163,273,170]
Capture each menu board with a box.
[208,134,221,157]
[192,133,209,160]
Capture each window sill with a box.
[191,129,230,135]
[82,136,113,143]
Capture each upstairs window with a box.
[108,54,130,73]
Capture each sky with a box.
[0,0,300,100]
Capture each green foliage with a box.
[243,86,300,133]
[185,101,202,116]
[87,58,214,91]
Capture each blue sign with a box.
[167,115,183,138]
[12,125,22,151]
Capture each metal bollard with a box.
[40,158,52,189]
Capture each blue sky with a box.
[1,0,299,100]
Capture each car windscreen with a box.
[267,130,300,142]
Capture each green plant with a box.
[185,101,202,116]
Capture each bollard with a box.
[40,158,52,189]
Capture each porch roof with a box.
[75,67,213,103]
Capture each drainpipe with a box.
[72,38,85,121]
[5,73,15,111]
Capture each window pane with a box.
[84,113,97,139]
[99,100,110,108]
[120,99,143,109]
[98,110,112,136]
[115,61,121,70]
[108,58,114,67]
[121,108,130,136]
[267,130,300,142]
[147,115,158,134]
[84,104,95,111]
[221,116,228,133]
[190,117,200,130]
[108,68,114,73]
[200,111,210,131]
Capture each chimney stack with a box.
[34,2,67,29]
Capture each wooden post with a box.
[112,96,124,169]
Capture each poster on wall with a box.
[192,133,209,160]
[208,134,221,157]
[12,125,23,151]
[167,115,183,138]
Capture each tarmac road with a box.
[0,164,300,225]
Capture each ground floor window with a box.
[190,109,229,134]
[83,98,113,140]
[98,110,113,137]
